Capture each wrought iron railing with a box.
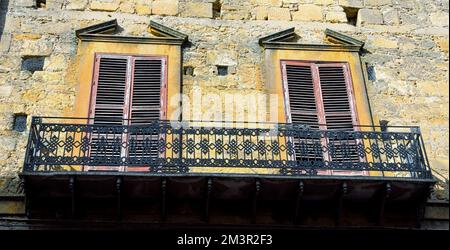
[22,117,433,179]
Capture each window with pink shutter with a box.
[89,54,167,123]
[281,61,365,175]
[87,54,167,171]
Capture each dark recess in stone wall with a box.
[13,113,27,132]
[21,56,45,73]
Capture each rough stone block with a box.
[282,0,298,4]
[0,34,12,53]
[135,3,151,15]
[430,12,449,27]
[339,0,363,8]
[15,0,35,7]
[417,80,448,96]
[370,36,398,48]
[255,6,268,20]
[255,0,282,7]
[221,6,251,20]
[313,0,335,5]
[0,63,12,73]
[2,17,21,34]
[0,137,17,152]
[364,0,392,6]
[206,50,237,66]
[268,7,291,20]
[152,0,179,16]
[425,206,449,220]
[90,0,120,12]
[19,39,53,56]
[184,2,213,18]
[43,54,67,72]
[435,38,449,52]
[357,8,383,26]
[31,71,65,84]
[119,1,135,13]
[0,200,25,215]
[0,86,12,98]
[382,8,400,25]
[46,0,65,10]
[65,0,88,10]
[325,11,348,23]
[292,4,323,21]
[41,22,72,35]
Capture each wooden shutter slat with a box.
[130,58,163,124]
[128,58,163,163]
[92,57,128,126]
[283,62,362,167]
[285,65,319,122]
[88,56,130,170]
[318,66,354,130]
[318,66,360,164]
[284,64,323,162]
[88,55,167,171]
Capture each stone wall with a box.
[0,0,448,189]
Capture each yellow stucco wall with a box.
[57,41,385,176]
[191,48,380,176]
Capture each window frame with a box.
[280,59,368,176]
[88,53,169,124]
[280,60,359,129]
[86,53,168,172]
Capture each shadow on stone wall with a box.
[0,0,9,38]
[0,176,23,195]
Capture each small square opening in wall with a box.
[36,0,46,8]
[342,6,359,26]
[13,114,27,132]
[366,64,376,81]
[216,65,228,76]
[183,66,195,76]
[212,0,222,19]
[21,56,45,73]
[379,120,389,132]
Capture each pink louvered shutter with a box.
[130,57,166,124]
[282,62,324,164]
[317,64,363,172]
[88,54,166,171]
[127,57,167,168]
[88,55,130,170]
[90,55,130,125]
[282,61,365,175]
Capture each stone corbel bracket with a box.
[259,27,364,52]
[75,19,188,45]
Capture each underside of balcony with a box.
[20,172,434,228]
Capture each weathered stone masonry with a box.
[0,0,448,194]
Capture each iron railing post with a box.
[22,116,41,172]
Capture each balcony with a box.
[20,117,436,228]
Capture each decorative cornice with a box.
[149,20,188,41]
[262,42,361,52]
[77,34,187,45]
[75,19,188,45]
[75,19,118,37]
[259,27,364,52]
[258,27,296,46]
[324,29,364,47]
